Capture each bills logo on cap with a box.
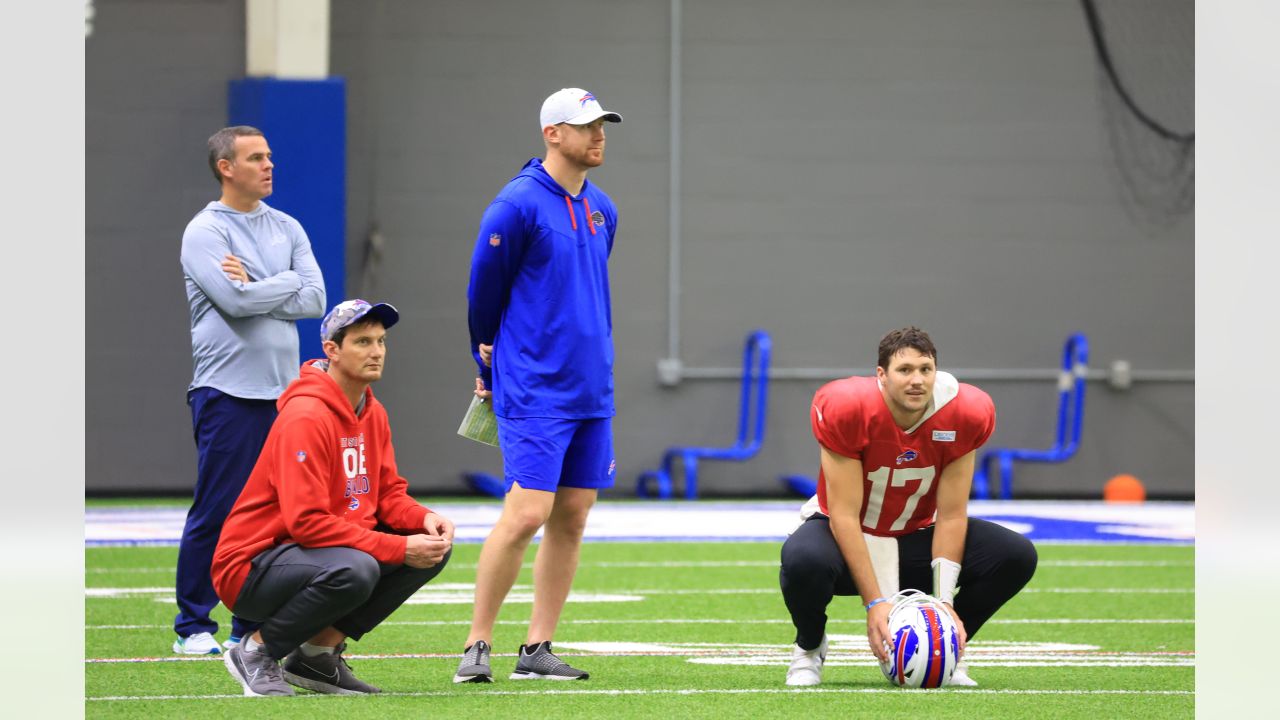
[896,449,918,465]
[580,92,596,106]
[489,233,502,247]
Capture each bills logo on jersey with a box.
[489,233,502,247]
[932,430,956,442]
[896,449,919,465]
[348,497,360,511]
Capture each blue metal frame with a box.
[972,333,1090,499]
[636,330,772,499]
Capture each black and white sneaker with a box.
[453,640,494,683]
[509,641,588,680]
[224,644,295,696]
[282,642,381,694]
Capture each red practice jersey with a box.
[810,373,995,536]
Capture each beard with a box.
[566,145,604,168]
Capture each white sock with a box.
[299,642,336,657]
[243,636,264,654]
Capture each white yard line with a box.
[85,616,1194,631]
[85,585,1194,598]
[88,687,1194,702]
[84,559,1193,573]
[87,638,1195,664]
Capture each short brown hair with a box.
[207,126,264,184]
[877,326,938,369]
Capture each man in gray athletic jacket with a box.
[173,125,327,655]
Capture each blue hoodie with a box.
[467,158,618,419]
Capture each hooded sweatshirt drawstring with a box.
[563,195,578,231]
[583,197,596,235]
[563,195,598,236]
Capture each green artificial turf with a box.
[86,538,1193,719]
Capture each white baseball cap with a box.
[539,88,623,129]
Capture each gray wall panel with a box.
[86,0,1193,499]
[86,0,245,493]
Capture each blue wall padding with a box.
[228,77,345,362]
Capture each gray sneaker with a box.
[223,644,295,697]
[282,642,381,695]
[453,640,493,683]
[509,641,588,680]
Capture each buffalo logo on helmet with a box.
[879,590,960,688]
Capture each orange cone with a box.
[1104,474,1146,503]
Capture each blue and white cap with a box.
[320,299,399,342]
[539,88,623,129]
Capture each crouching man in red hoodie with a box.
[212,299,455,696]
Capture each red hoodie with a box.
[212,361,431,610]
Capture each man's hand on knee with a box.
[405,534,451,568]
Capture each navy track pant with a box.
[174,387,277,639]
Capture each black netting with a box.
[1082,0,1194,226]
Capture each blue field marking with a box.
[85,500,1192,546]
[981,515,1189,544]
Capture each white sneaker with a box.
[222,635,242,651]
[173,631,222,655]
[785,635,828,686]
[949,658,978,687]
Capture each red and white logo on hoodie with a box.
[342,434,371,507]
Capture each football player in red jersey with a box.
[779,327,1037,686]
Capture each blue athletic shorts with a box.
[496,416,615,493]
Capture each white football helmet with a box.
[878,589,961,688]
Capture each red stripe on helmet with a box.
[922,606,944,688]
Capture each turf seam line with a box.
[87,688,1197,702]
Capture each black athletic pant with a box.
[232,543,451,660]
[779,516,1037,650]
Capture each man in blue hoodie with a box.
[174,126,327,655]
[456,88,623,682]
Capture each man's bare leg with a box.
[527,487,597,644]
[464,484,555,647]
